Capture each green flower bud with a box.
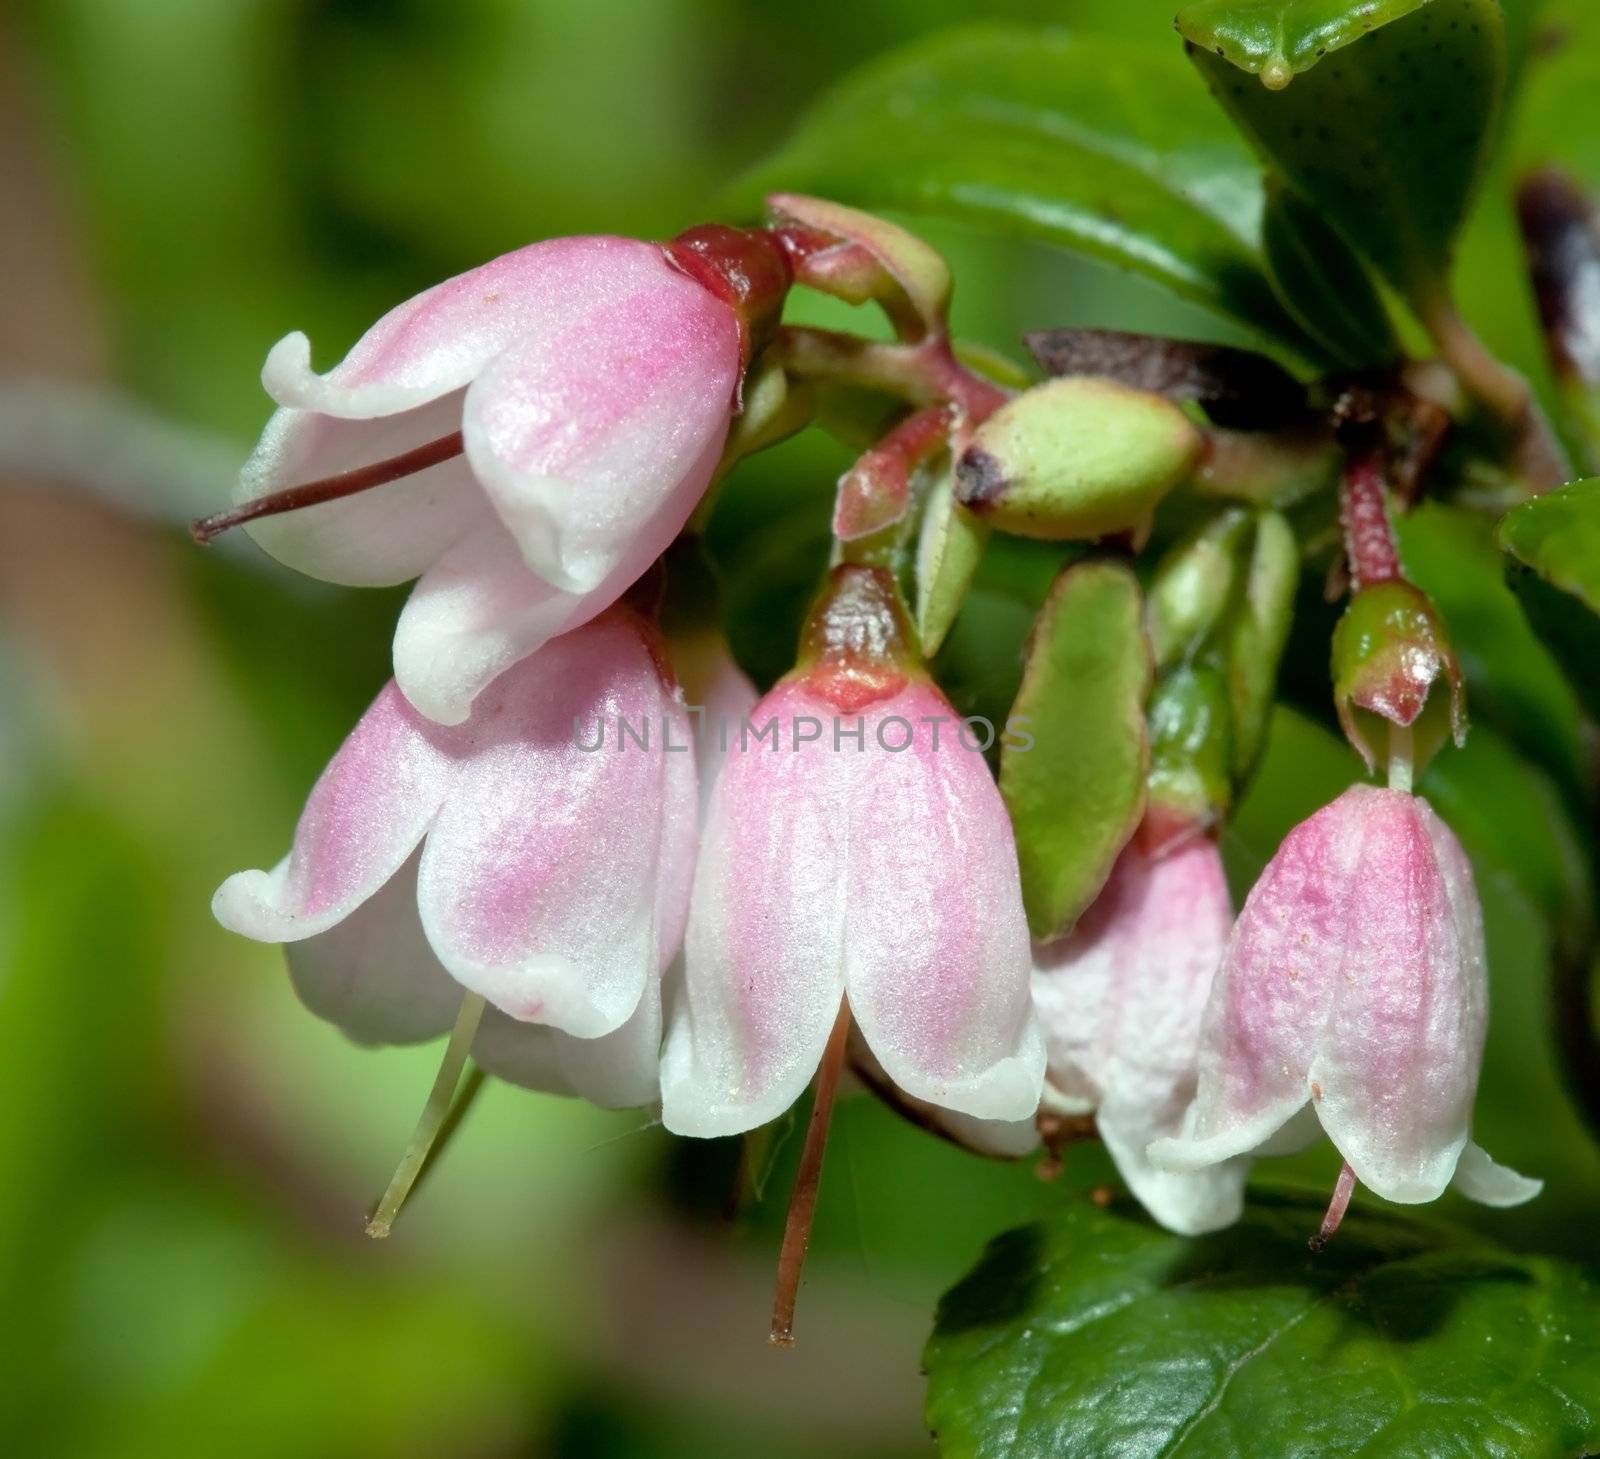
[1226,509,1298,779]
[1145,664,1234,852]
[1331,581,1466,772]
[915,467,988,657]
[1146,509,1250,670]
[953,378,1203,546]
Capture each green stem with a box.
[366,993,486,1239]
[774,326,1007,420]
[1387,723,1414,794]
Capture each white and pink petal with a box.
[660,686,854,1138]
[462,247,739,594]
[842,687,1041,1122]
[212,680,464,942]
[1311,790,1484,1203]
[414,615,680,1037]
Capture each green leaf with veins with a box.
[1184,0,1505,320]
[925,1190,1600,1459]
[731,26,1321,362]
[1260,178,1398,367]
[1496,477,1600,717]
[1399,501,1586,803]
[1177,0,1432,83]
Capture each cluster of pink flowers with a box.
[209,211,1536,1290]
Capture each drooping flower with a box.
[213,606,697,1107]
[1149,784,1540,1219]
[660,565,1044,1137]
[205,235,757,725]
[1031,835,1248,1235]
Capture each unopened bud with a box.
[1225,509,1298,778]
[953,378,1202,546]
[1332,581,1466,771]
[1146,510,1250,669]
[1143,666,1234,853]
[915,467,988,657]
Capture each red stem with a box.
[1339,441,1401,590]
[769,1000,852,1347]
[1309,1161,1357,1252]
[834,403,955,540]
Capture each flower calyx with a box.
[792,562,919,711]
[1333,579,1466,773]
[664,223,794,371]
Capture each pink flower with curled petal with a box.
[1032,836,1249,1235]
[212,607,697,1107]
[210,236,752,726]
[660,565,1044,1137]
[1149,784,1540,1221]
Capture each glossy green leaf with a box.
[1496,477,1600,717]
[926,1190,1600,1459]
[1000,561,1150,940]
[1399,501,1586,799]
[1260,178,1398,366]
[1497,476,1600,612]
[1178,0,1430,83]
[734,26,1319,360]
[1185,0,1505,317]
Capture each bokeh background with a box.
[2,2,1596,1456]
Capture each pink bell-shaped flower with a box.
[202,236,754,725]
[660,565,1044,1137]
[1149,784,1540,1223]
[212,605,697,1108]
[1032,835,1249,1235]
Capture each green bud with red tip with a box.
[1332,580,1466,773]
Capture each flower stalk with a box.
[770,1001,852,1348]
[367,993,486,1239]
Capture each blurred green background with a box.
[1,2,1595,1456]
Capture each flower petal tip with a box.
[1452,1141,1543,1208]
